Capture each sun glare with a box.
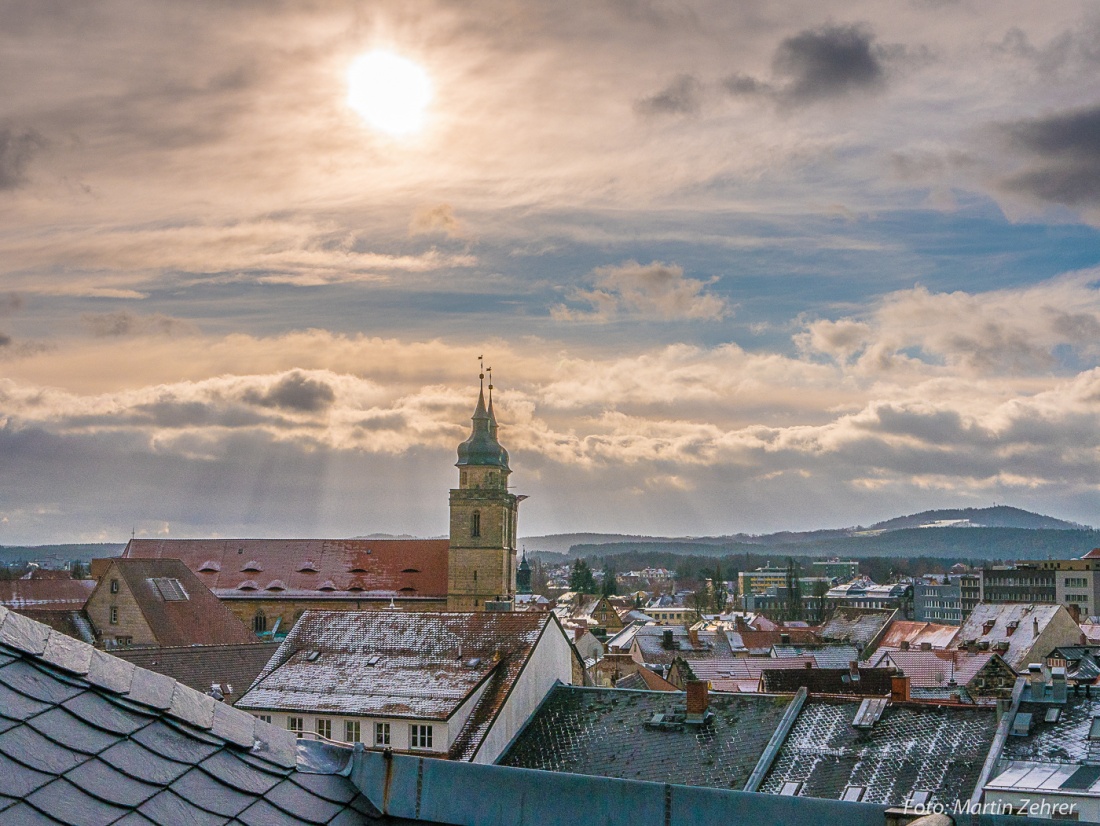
[347,51,433,138]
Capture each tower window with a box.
[253,613,267,634]
[471,511,481,538]
[461,470,467,486]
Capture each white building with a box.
[237,609,575,764]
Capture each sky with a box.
[5,0,1100,545]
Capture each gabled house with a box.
[0,576,95,642]
[955,602,1083,672]
[237,610,575,764]
[85,557,260,649]
[867,648,1017,702]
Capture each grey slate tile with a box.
[27,708,119,755]
[98,740,192,786]
[212,699,256,748]
[138,789,230,826]
[264,778,343,823]
[249,720,297,769]
[112,813,160,826]
[236,797,324,826]
[0,659,83,705]
[0,802,63,825]
[0,724,88,775]
[41,632,92,676]
[62,691,151,735]
[0,751,54,797]
[130,720,220,764]
[0,681,52,719]
[0,717,16,735]
[168,681,216,730]
[85,649,136,695]
[125,666,176,710]
[172,766,257,817]
[27,777,131,826]
[64,758,161,808]
[0,612,50,656]
[198,749,284,795]
[287,771,358,805]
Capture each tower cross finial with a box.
[478,355,484,389]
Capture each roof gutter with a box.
[743,687,808,792]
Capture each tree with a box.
[569,558,597,594]
[70,561,89,579]
[600,564,619,597]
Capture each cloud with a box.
[999,104,1100,207]
[410,204,463,238]
[0,333,11,347]
[635,74,702,117]
[0,294,24,316]
[0,127,46,190]
[551,260,730,322]
[774,23,886,103]
[242,371,337,413]
[81,311,199,338]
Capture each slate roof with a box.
[0,603,381,824]
[98,558,259,647]
[760,667,895,696]
[819,607,895,648]
[498,684,795,789]
[631,626,731,665]
[614,668,677,691]
[726,628,822,655]
[677,656,816,693]
[759,698,999,807]
[873,620,959,652]
[238,610,554,760]
[771,644,861,669]
[956,603,1069,672]
[0,579,95,612]
[1003,693,1100,764]
[123,538,449,602]
[868,649,997,690]
[114,643,281,705]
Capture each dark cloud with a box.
[0,294,24,316]
[81,311,199,338]
[243,371,336,412]
[721,73,772,97]
[0,332,11,347]
[634,74,702,117]
[0,127,46,190]
[1000,104,1100,206]
[773,23,885,103]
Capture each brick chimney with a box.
[899,640,910,651]
[919,641,932,651]
[686,680,709,716]
[688,629,699,648]
[890,674,910,702]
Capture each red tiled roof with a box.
[875,649,995,689]
[876,620,960,651]
[1083,548,1100,559]
[0,578,95,611]
[124,537,449,600]
[100,557,260,647]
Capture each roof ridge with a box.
[0,603,297,768]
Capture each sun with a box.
[346,51,433,138]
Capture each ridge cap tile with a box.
[40,632,92,676]
[86,649,137,694]
[251,719,298,769]
[211,699,257,748]
[168,681,216,730]
[0,612,50,656]
[125,666,177,710]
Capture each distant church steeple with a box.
[447,362,522,610]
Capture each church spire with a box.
[456,361,509,470]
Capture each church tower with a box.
[447,370,521,610]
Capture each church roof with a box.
[123,538,449,602]
[455,386,509,470]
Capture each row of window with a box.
[1064,577,1090,588]
[265,716,434,750]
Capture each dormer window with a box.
[198,560,221,573]
[317,580,337,592]
[238,580,258,591]
[982,620,995,635]
[297,561,319,573]
[402,568,421,574]
[241,560,263,573]
[265,580,286,591]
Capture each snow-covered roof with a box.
[956,602,1069,672]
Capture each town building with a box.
[85,557,260,649]
[954,603,1083,673]
[867,648,1018,703]
[913,576,964,624]
[113,641,281,705]
[824,580,913,615]
[236,609,575,763]
[0,575,95,641]
[121,378,523,631]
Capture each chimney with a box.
[662,629,675,650]
[1034,617,1040,636]
[688,629,700,648]
[900,640,910,651]
[804,660,813,669]
[686,680,709,716]
[1027,663,1044,685]
[891,674,910,702]
[1052,666,1067,703]
[780,632,791,645]
[919,641,932,651]
[574,628,585,641]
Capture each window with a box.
[287,717,304,738]
[316,718,332,740]
[460,470,467,487]
[115,636,132,647]
[375,722,390,746]
[109,606,118,625]
[256,714,272,723]
[471,511,481,538]
[109,579,119,594]
[410,724,433,750]
[253,613,267,634]
[346,721,361,743]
